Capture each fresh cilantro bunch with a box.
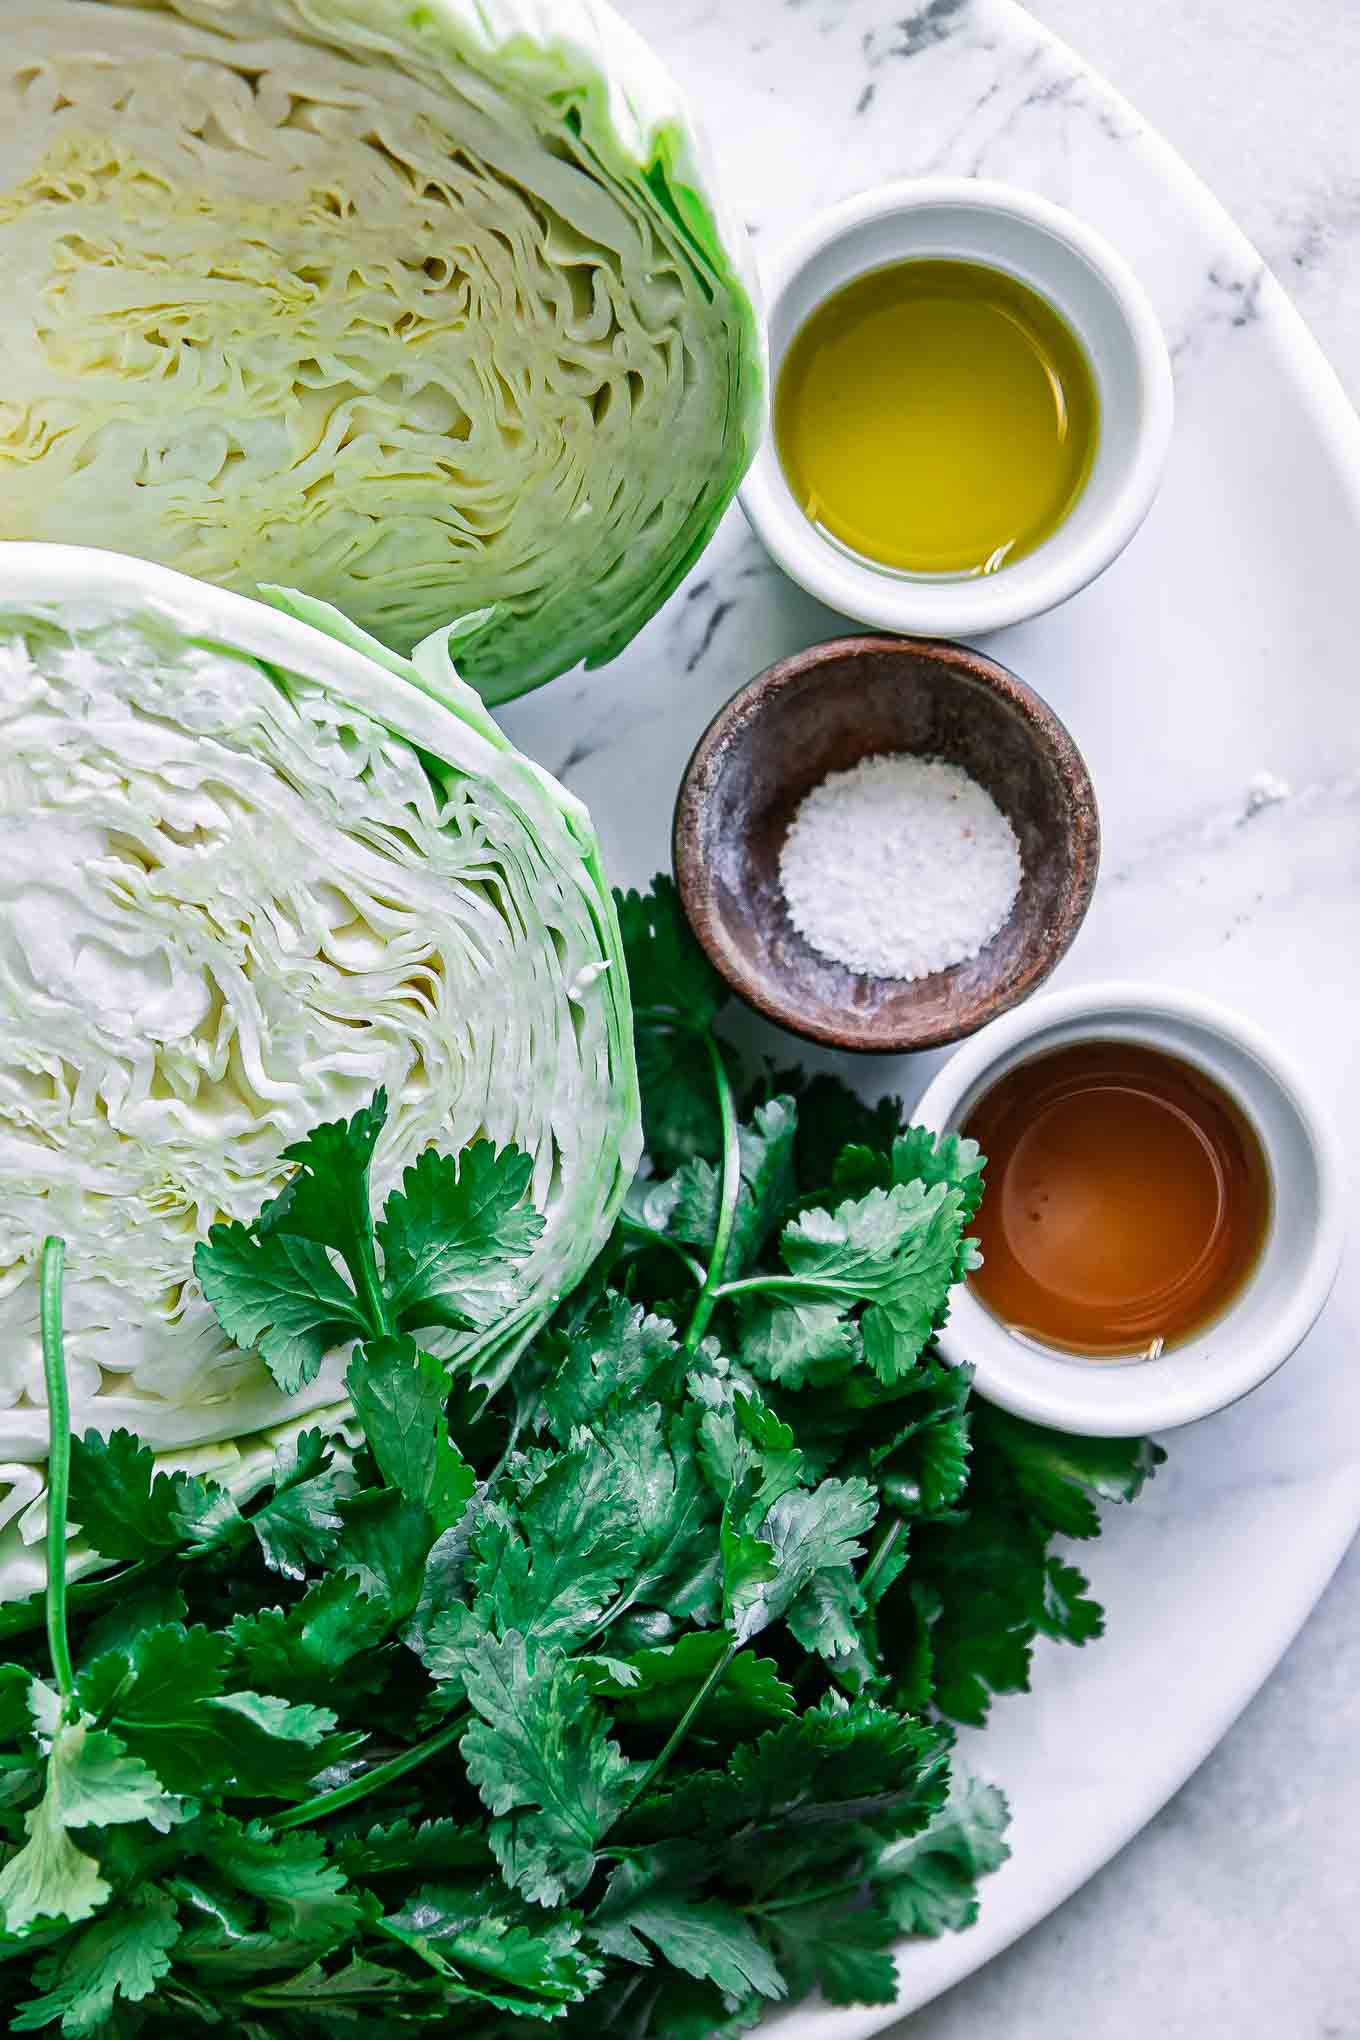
[0,879,1163,2039]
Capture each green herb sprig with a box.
[0,878,1162,2038]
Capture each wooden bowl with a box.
[672,635,1100,1053]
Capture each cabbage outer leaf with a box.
[0,0,763,701]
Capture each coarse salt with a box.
[778,752,1022,981]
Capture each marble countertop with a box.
[856,7,1360,2035]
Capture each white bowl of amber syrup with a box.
[913,983,1344,1437]
[741,179,1174,638]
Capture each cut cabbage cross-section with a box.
[0,543,640,1598]
[0,0,762,702]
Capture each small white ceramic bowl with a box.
[913,982,1344,1437]
[741,178,1175,638]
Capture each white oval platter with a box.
[501,0,1360,2031]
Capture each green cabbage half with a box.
[0,542,640,1597]
[0,0,762,702]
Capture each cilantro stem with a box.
[632,1004,697,1029]
[617,1214,708,1288]
[269,1709,470,1831]
[588,1586,640,1642]
[751,1875,863,1918]
[711,1273,824,1301]
[39,1237,76,1711]
[858,1516,905,1601]
[681,1034,740,1353]
[348,1211,393,1342]
[624,1636,738,1807]
[240,1974,419,2007]
[371,1914,451,1977]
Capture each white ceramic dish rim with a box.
[910,980,1346,1437]
[739,176,1175,637]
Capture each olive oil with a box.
[775,259,1099,577]
[963,1041,1271,1360]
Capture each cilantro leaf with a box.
[878,1414,971,1517]
[249,1429,352,1581]
[382,1888,601,2012]
[330,1819,491,1882]
[835,1125,988,1226]
[569,1969,764,2038]
[330,1819,495,1876]
[196,1093,392,1388]
[584,1635,794,1737]
[875,1773,1011,1936]
[757,1069,905,1193]
[210,1690,346,1749]
[615,879,725,1032]
[629,1696,949,1856]
[187,1815,357,1942]
[235,1953,412,2009]
[77,1626,359,1799]
[898,1413,1165,1724]
[0,1692,186,1934]
[346,1338,475,1531]
[1039,1558,1104,1645]
[766,1895,898,2007]
[336,1485,436,1617]
[170,1473,248,1556]
[617,876,736,1173]
[468,1441,640,1656]
[727,1479,877,1646]
[80,1587,189,1667]
[869,1357,972,1516]
[695,1381,803,1520]
[0,1800,108,1938]
[776,1182,968,1383]
[730,1695,945,1830]
[785,1566,864,1664]
[591,1405,719,1625]
[974,1407,1166,1539]
[593,1855,785,2002]
[900,1513,1040,1728]
[541,1296,681,1438]
[194,1223,366,1394]
[404,1507,486,1663]
[462,1634,642,1906]
[228,1576,394,1702]
[40,1726,185,1839]
[736,1296,857,1390]
[12,1883,180,2033]
[260,1089,388,1255]
[377,1143,544,1334]
[0,1664,36,1743]
[669,1098,797,1278]
[66,1433,182,1563]
[78,1625,229,1778]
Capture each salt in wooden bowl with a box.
[672,635,1100,1053]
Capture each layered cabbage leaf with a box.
[0,0,762,700]
[0,544,640,1595]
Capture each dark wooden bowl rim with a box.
[671,634,1101,1054]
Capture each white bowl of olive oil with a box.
[741,179,1174,637]
[912,982,1345,1438]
